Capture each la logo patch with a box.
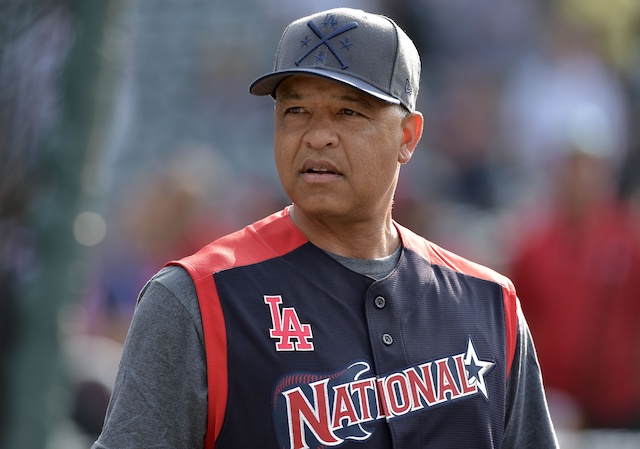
[265,295,314,351]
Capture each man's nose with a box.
[304,114,339,149]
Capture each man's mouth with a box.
[301,160,340,176]
[306,168,337,174]
[301,162,342,183]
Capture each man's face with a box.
[273,75,417,224]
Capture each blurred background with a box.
[1,0,640,448]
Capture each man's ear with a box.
[399,111,424,164]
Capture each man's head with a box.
[250,9,424,228]
[250,8,421,112]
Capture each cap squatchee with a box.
[249,8,421,112]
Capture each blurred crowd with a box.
[1,0,640,447]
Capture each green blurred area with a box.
[1,2,116,448]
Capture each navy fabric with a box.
[212,242,507,448]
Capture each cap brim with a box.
[249,68,400,105]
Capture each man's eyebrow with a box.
[276,91,302,102]
[336,93,373,109]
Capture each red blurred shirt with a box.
[511,199,640,428]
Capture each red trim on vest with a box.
[171,260,226,449]
[397,222,519,379]
[167,208,306,448]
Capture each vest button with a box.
[382,333,393,345]
[374,296,386,309]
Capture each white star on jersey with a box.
[463,338,495,400]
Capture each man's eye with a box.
[339,109,359,116]
[285,107,304,114]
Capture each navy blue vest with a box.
[174,208,517,449]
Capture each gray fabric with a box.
[325,245,402,280]
[92,266,208,449]
[503,306,559,448]
[93,261,558,449]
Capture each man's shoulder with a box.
[169,207,307,278]
[398,222,520,375]
[397,222,514,293]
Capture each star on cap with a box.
[315,50,327,63]
[463,337,495,400]
[340,38,353,50]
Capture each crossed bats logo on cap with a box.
[296,15,358,69]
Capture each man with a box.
[93,8,558,448]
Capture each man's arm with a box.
[503,300,559,448]
[92,266,208,449]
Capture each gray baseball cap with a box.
[249,8,421,111]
